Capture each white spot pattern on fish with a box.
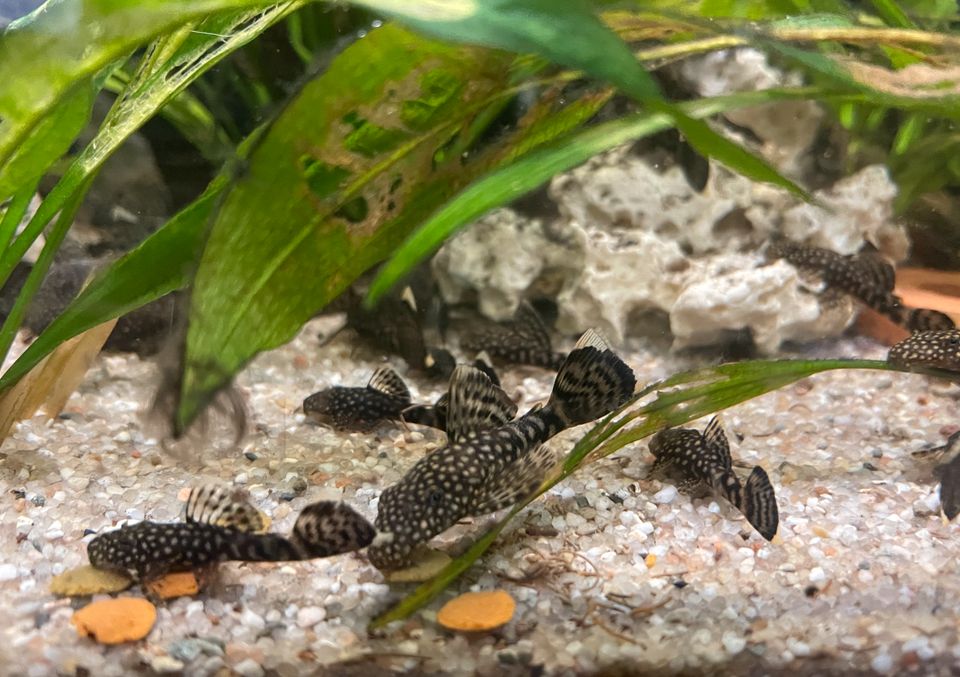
[648,416,779,541]
[370,329,637,569]
[303,366,411,430]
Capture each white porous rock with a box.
[782,164,907,259]
[432,208,582,321]
[550,146,779,256]
[670,256,854,353]
[677,48,824,178]
[554,228,687,342]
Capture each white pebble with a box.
[240,607,265,630]
[808,566,826,583]
[150,656,184,673]
[296,606,326,628]
[653,486,678,504]
[721,632,746,654]
[0,564,17,581]
[871,653,893,673]
[234,658,264,677]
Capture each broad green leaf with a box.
[178,24,522,429]
[355,0,664,102]
[370,356,953,628]
[368,86,820,303]
[363,0,809,200]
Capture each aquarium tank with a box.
[1,0,960,675]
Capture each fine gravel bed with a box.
[1,318,959,676]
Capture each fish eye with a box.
[427,489,444,506]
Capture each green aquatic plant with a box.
[0,1,958,428]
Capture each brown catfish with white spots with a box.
[648,417,779,541]
[303,366,411,431]
[87,485,375,580]
[462,302,566,370]
[401,352,513,435]
[887,329,960,373]
[914,430,960,521]
[369,329,636,570]
[766,239,955,333]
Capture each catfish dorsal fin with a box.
[367,366,411,403]
[446,365,518,442]
[472,351,502,387]
[183,485,267,533]
[702,416,732,468]
[573,327,611,352]
[512,301,552,353]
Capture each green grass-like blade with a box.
[367,86,820,304]
[369,357,951,629]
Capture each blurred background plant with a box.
[0,0,958,435]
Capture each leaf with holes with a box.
[178,24,608,429]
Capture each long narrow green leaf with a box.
[0,4,302,371]
[0,179,226,391]
[367,86,820,303]
[369,357,931,628]
[0,0,307,179]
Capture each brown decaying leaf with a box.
[0,318,117,439]
[842,60,960,99]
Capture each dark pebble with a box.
[575,496,590,509]
[244,452,258,462]
[606,492,624,505]
[804,585,818,597]
[33,612,50,629]
[497,652,518,665]
[11,488,25,500]
[863,462,878,471]
[83,528,97,537]
[871,449,883,459]
[673,580,687,589]
[30,495,45,507]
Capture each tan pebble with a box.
[177,487,191,502]
[14,498,25,513]
[645,554,657,569]
[293,355,309,369]
[130,450,141,459]
[812,526,829,538]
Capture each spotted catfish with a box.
[888,329,960,373]
[87,485,375,580]
[914,430,960,521]
[462,302,567,370]
[401,352,513,435]
[766,239,954,333]
[339,283,455,379]
[370,329,637,570]
[303,366,411,430]
[648,417,779,541]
